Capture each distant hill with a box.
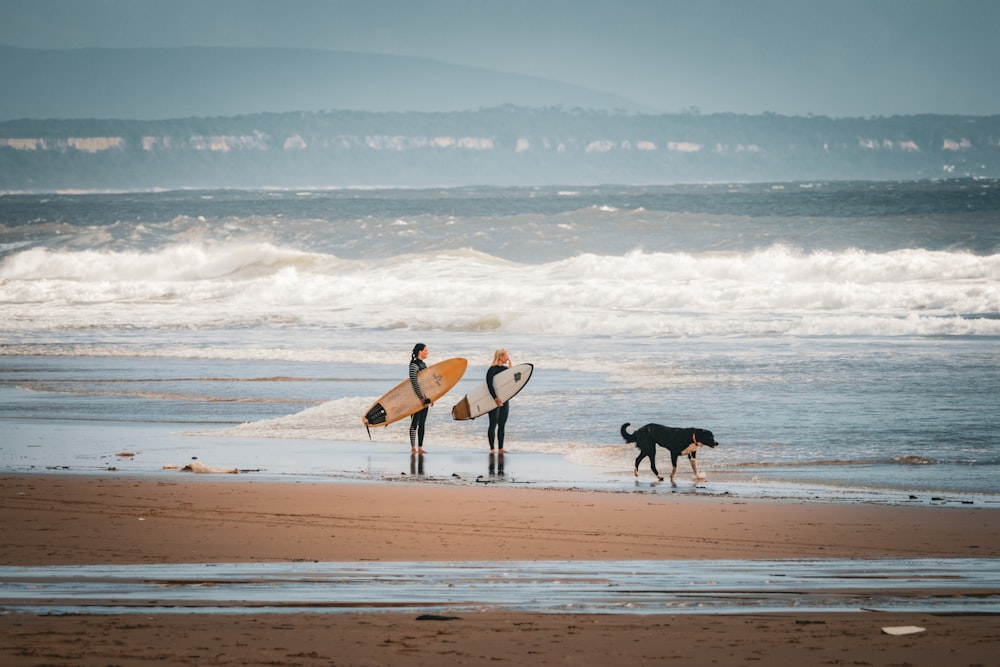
[0,46,652,121]
[2,107,999,191]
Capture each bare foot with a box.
[418,448,426,454]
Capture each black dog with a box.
[621,422,719,482]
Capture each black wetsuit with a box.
[409,358,428,449]
[486,364,509,450]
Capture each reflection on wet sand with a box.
[489,451,504,477]
[2,558,997,616]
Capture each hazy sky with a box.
[2,0,998,117]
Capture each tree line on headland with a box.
[2,106,998,191]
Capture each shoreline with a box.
[5,418,998,508]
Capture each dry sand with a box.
[2,474,998,666]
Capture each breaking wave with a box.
[1,242,999,337]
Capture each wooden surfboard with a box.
[363,357,468,430]
[451,363,533,420]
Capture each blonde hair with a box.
[491,348,508,366]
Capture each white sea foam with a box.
[2,242,998,337]
[191,396,612,462]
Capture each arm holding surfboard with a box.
[409,357,431,406]
[487,352,513,408]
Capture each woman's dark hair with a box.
[411,343,426,362]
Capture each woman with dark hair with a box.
[408,343,431,454]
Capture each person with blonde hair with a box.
[486,348,513,452]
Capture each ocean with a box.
[1,180,998,504]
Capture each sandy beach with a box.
[2,473,999,666]
[3,474,999,564]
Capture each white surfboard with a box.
[451,363,533,420]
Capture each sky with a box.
[1,0,998,118]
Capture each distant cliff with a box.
[2,107,999,191]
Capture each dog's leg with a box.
[689,453,706,479]
[669,452,680,483]
[636,437,664,481]
[637,444,663,481]
[683,433,706,480]
[648,449,663,481]
[634,452,644,477]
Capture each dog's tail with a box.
[620,422,636,443]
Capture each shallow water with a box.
[2,182,999,500]
[2,559,997,615]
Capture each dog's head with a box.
[693,429,719,448]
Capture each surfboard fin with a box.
[365,403,387,426]
[363,403,388,440]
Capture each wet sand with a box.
[2,474,999,666]
[4,611,999,667]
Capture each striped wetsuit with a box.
[409,359,428,449]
